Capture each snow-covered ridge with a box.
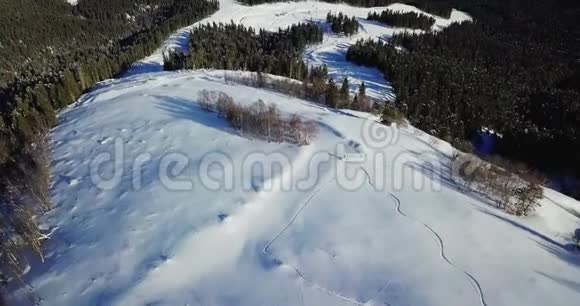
[14,69,579,306]
[10,1,580,306]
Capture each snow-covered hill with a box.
[10,1,580,306]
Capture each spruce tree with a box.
[325,78,339,108]
[340,77,350,107]
[357,82,367,110]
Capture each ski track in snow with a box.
[387,193,488,306]
[262,166,391,306]
[360,167,488,306]
[263,161,488,306]
[262,174,367,306]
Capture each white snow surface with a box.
[10,1,580,306]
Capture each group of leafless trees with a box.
[199,90,318,145]
[452,152,544,216]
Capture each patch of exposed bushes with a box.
[452,153,544,216]
[198,90,318,145]
[380,102,405,125]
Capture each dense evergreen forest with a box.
[326,12,359,35]
[347,0,580,197]
[0,0,218,286]
[163,22,323,79]
[367,9,435,30]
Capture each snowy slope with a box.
[9,1,580,306]
[13,70,580,306]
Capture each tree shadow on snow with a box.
[534,233,580,269]
[534,239,580,295]
[152,94,238,136]
[476,208,567,250]
[404,148,501,210]
[405,149,580,256]
[535,270,580,295]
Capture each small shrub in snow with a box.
[381,103,405,125]
[509,183,543,216]
[198,89,214,111]
[448,137,474,153]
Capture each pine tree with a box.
[359,81,366,97]
[62,70,81,103]
[352,94,359,110]
[357,82,368,110]
[325,78,339,108]
[340,77,350,107]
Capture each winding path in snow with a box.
[262,156,395,306]
[263,159,489,306]
[361,167,488,306]
[387,193,488,306]
[261,125,491,306]
[262,174,369,306]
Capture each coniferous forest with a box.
[163,22,323,80]
[347,0,580,197]
[367,9,435,30]
[326,12,359,35]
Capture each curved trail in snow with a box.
[264,160,489,306]
[263,175,336,254]
[263,160,392,305]
[262,175,369,306]
[360,167,488,306]
[387,193,488,306]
